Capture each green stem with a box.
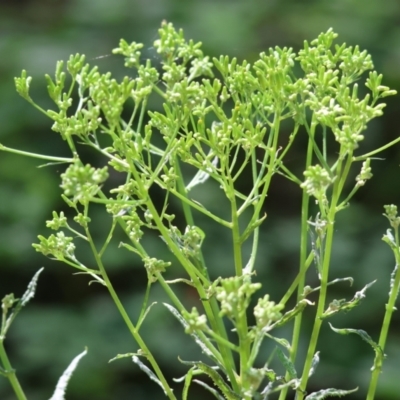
[85,229,177,400]
[206,329,240,353]
[231,200,244,278]
[0,341,27,400]
[112,229,226,368]
[353,135,400,161]
[336,151,354,197]
[296,175,343,399]
[228,164,252,396]
[279,252,314,306]
[98,219,118,258]
[336,184,360,211]
[156,276,225,366]
[278,120,313,400]
[126,159,240,392]
[136,281,152,331]
[243,154,261,275]
[168,187,232,228]
[174,159,208,276]
[240,109,282,237]
[367,231,400,399]
[0,143,74,163]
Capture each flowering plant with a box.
[1,22,399,399]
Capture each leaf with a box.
[132,355,167,395]
[20,267,44,307]
[276,347,297,379]
[193,379,226,400]
[304,387,358,399]
[309,351,320,378]
[179,359,240,400]
[181,367,195,400]
[163,303,218,362]
[260,381,274,399]
[186,155,218,191]
[49,348,87,400]
[263,333,291,351]
[109,352,139,363]
[2,268,44,338]
[389,263,399,300]
[137,302,157,331]
[321,281,376,319]
[272,299,313,329]
[382,229,396,249]
[328,323,383,356]
[260,378,300,397]
[240,214,267,243]
[307,277,354,295]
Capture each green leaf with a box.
[276,347,297,379]
[179,359,240,400]
[163,303,218,362]
[272,299,313,329]
[328,323,383,356]
[181,367,195,400]
[263,333,291,352]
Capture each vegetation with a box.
[1,23,399,399]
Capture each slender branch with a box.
[0,143,74,163]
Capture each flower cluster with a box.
[215,276,261,319]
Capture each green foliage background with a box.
[1,0,400,399]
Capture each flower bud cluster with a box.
[215,277,261,319]
[253,294,284,329]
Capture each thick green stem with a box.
[231,194,251,396]
[0,341,27,400]
[278,121,314,400]
[296,169,344,399]
[296,218,335,399]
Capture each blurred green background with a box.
[1,0,400,399]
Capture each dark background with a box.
[1,1,400,399]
